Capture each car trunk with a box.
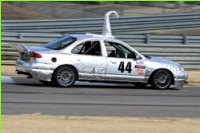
[17,45,51,62]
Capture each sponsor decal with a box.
[137,69,145,75]
[135,65,145,69]
[135,65,145,75]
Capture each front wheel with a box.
[54,66,77,87]
[151,69,173,89]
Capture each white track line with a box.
[2,76,16,84]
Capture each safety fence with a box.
[2,32,200,45]
[3,13,200,34]
[2,41,200,70]
[2,13,200,69]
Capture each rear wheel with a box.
[151,69,172,89]
[54,66,77,87]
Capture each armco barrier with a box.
[2,42,200,70]
[3,13,200,34]
[2,32,200,45]
[2,13,200,69]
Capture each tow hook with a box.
[185,81,188,85]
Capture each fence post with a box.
[183,35,188,44]
[18,33,23,39]
[145,34,151,44]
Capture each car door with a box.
[103,41,146,82]
[70,39,107,80]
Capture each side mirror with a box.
[125,53,128,58]
[136,55,141,60]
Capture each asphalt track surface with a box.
[2,76,200,117]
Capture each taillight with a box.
[31,52,42,58]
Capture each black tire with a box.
[151,69,173,89]
[54,65,77,87]
[133,83,147,88]
[39,80,52,86]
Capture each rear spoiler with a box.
[17,44,29,53]
[7,43,31,54]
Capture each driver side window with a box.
[72,40,102,56]
[104,41,136,59]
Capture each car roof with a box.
[70,33,118,41]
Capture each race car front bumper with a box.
[173,71,188,89]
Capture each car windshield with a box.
[43,36,76,50]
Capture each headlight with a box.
[179,66,184,71]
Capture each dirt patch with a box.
[3,115,200,133]
[2,65,17,76]
[187,71,200,83]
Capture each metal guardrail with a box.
[2,13,200,69]
[3,13,200,34]
[2,32,200,45]
[2,41,200,70]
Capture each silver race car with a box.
[16,11,188,89]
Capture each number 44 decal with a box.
[118,61,132,73]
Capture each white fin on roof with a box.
[102,11,119,37]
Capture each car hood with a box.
[146,56,180,67]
